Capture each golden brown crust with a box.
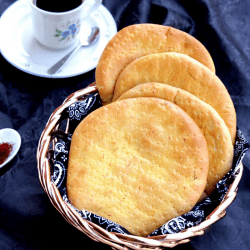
[112,52,236,143]
[67,98,209,236]
[95,24,215,105]
[117,82,234,195]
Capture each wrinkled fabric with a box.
[0,0,250,249]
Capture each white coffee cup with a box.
[27,0,102,49]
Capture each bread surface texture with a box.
[67,98,209,236]
[118,83,234,195]
[95,24,215,105]
[112,52,236,143]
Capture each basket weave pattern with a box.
[37,83,243,249]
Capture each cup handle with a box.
[81,0,102,20]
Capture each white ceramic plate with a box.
[0,0,117,78]
[0,128,21,168]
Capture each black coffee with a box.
[35,0,82,12]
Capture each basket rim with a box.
[37,83,244,249]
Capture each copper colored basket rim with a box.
[37,83,243,249]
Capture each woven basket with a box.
[37,83,243,249]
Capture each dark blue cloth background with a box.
[0,0,250,249]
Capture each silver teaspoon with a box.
[47,27,100,75]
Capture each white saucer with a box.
[0,0,117,78]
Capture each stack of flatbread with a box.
[67,24,236,237]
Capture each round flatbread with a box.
[112,52,236,143]
[117,82,234,195]
[96,24,215,105]
[67,98,209,237]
